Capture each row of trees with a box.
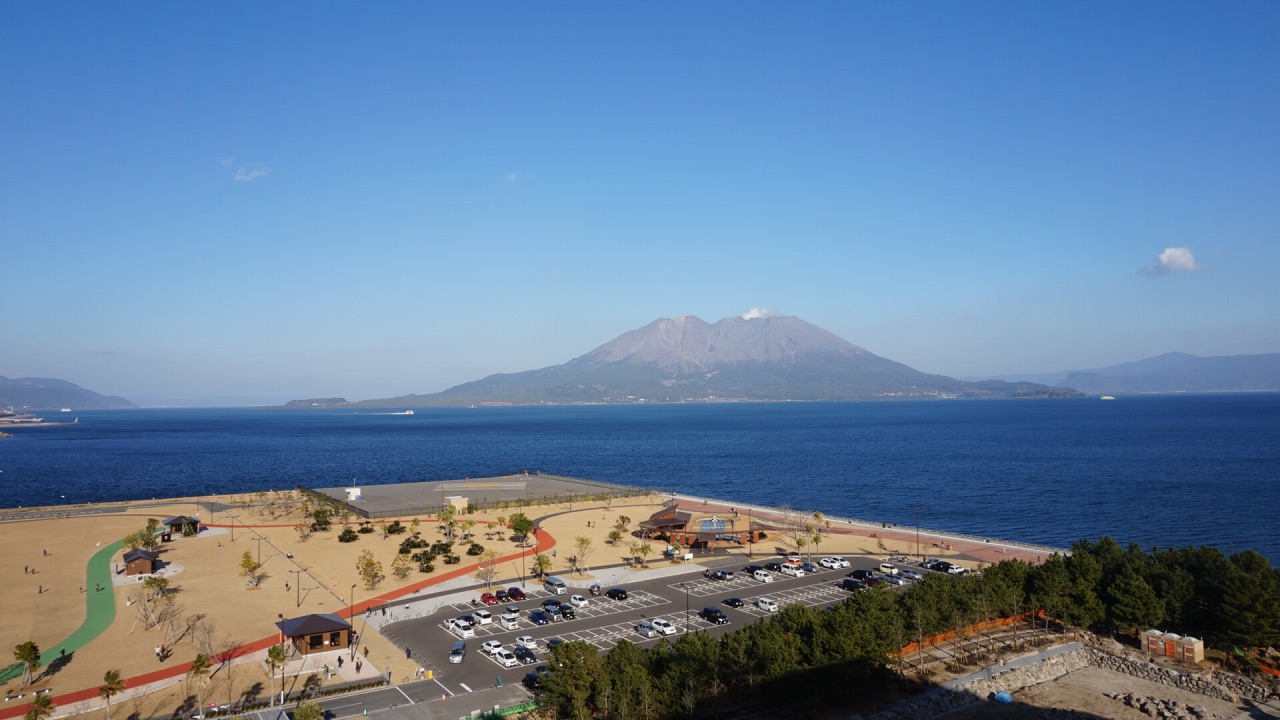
[534,538,1280,719]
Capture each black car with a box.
[848,568,875,580]
[842,578,868,591]
[522,672,543,690]
[529,610,550,625]
[764,561,783,572]
[742,565,764,576]
[508,587,527,601]
[514,646,537,664]
[606,587,628,601]
[710,569,735,581]
[546,638,566,651]
[559,605,576,620]
[495,589,510,602]
[540,598,562,610]
[723,597,744,608]
[700,607,729,624]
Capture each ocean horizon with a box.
[2,394,1277,563]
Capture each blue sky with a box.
[3,3,1278,404]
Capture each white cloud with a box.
[503,171,518,183]
[233,163,273,182]
[1140,246,1201,277]
[741,307,774,319]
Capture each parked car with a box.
[495,649,518,668]
[544,605,564,621]
[651,618,677,635]
[710,569,735,581]
[848,569,875,581]
[522,672,543,690]
[448,641,466,664]
[541,598,563,610]
[863,576,884,587]
[756,597,779,612]
[514,646,537,664]
[821,557,851,569]
[479,592,500,605]
[515,635,539,651]
[481,640,503,656]
[878,563,900,575]
[753,570,774,583]
[507,587,527,601]
[842,578,868,591]
[636,620,659,638]
[559,605,576,620]
[723,597,745,608]
[473,609,492,624]
[528,610,550,625]
[882,575,907,586]
[589,583,601,596]
[495,589,511,602]
[801,562,821,574]
[900,569,923,581]
[764,561,783,572]
[606,588,629,601]
[569,594,589,607]
[546,638,566,651]
[742,565,764,576]
[700,607,729,624]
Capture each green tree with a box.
[459,518,476,541]
[390,552,413,580]
[508,512,534,542]
[239,551,262,587]
[600,640,656,720]
[1215,550,1280,647]
[356,549,383,589]
[99,669,125,720]
[437,505,457,541]
[532,552,553,579]
[293,700,324,720]
[1106,566,1164,636]
[13,641,41,687]
[266,644,288,708]
[23,693,54,720]
[607,528,623,545]
[573,536,594,574]
[310,507,332,531]
[540,640,604,720]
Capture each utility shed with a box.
[123,548,159,576]
[275,614,353,656]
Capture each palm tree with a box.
[12,641,41,687]
[99,669,125,720]
[266,644,288,707]
[24,693,54,720]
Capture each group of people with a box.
[154,644,170,662]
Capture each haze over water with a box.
[3,394,1277,563]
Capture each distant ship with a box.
[392,410,415,415]
[1100,395,1116,401]
[60,408,72,412]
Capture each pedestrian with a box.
[24,565,28,574]
[337,656,344,668]
[155,645,161,658]
[285,583,290,591]
[355,660,362,673]
[96,582,101,591]
[43,549,47,556]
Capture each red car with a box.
[508,587,527,601]
[479,592,500,606]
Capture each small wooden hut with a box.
[123,548,159,576]
[275,614,352,656]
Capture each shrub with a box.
[418,562,435,574]
[443,554,461,565]
[338,527,359,543]
[387,521,407,535]
[466,543,485,556]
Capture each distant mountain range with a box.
[350,315,1082,406]
[0,376,137,410]
[1048,352,1280,394]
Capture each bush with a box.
[357,524,374,534]
[431,541,453,554]
[443,554,461,565]
[387,521,407,535]
[338,527,359,543]
[398,537,428,554]
[418,562,435,573]
[466,543,485,556]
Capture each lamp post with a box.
[350,584,357,659]
[912,505,923,559]
[227,513,237,542]
[256,536,262,567]
[680,579,691,630]
[290,569,302,608]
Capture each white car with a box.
[494,649,518,668]
[878,563,900,575]
[900,569,923,581]
[514,635,539,651]
[651,618,677,635]
[569,594,589,608]
[820,557,850,569]
[480,640,503,656]
[756,597,778,612]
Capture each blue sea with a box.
[2,395,1278,563]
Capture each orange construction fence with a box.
[895,610,1044,657]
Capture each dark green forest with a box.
[533,538,1280,720]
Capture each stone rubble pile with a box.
[1104,692,1214,719]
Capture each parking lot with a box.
[382,555,921,695]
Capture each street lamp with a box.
[682,582,690,634]
[227,513,237,542]
[912,505,923,559]
[256,536,262,567]
[290,569,303,608]
[350,584,357,659]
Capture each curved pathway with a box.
[0,541,120,684]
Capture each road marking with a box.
[455,682,470,694]
[438,679,456,696]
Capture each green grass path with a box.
[0,540,121,683]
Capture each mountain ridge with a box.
[353,315,1081,406]
[0,376,137,410]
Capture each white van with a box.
[756,597,779,612]
[753,569,774,583]
[500,612,520,630]
[543,576,568,595]
[452,621,475,639]
[473,609,492,625]
[636,620,658,638]
[778,563,805,578]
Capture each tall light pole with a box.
[290,569,303,608]
[256,536,262,567]
[227,513,237,542]
[912,505,923,560]
[349,584,357,659]
[682,582,690,634]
